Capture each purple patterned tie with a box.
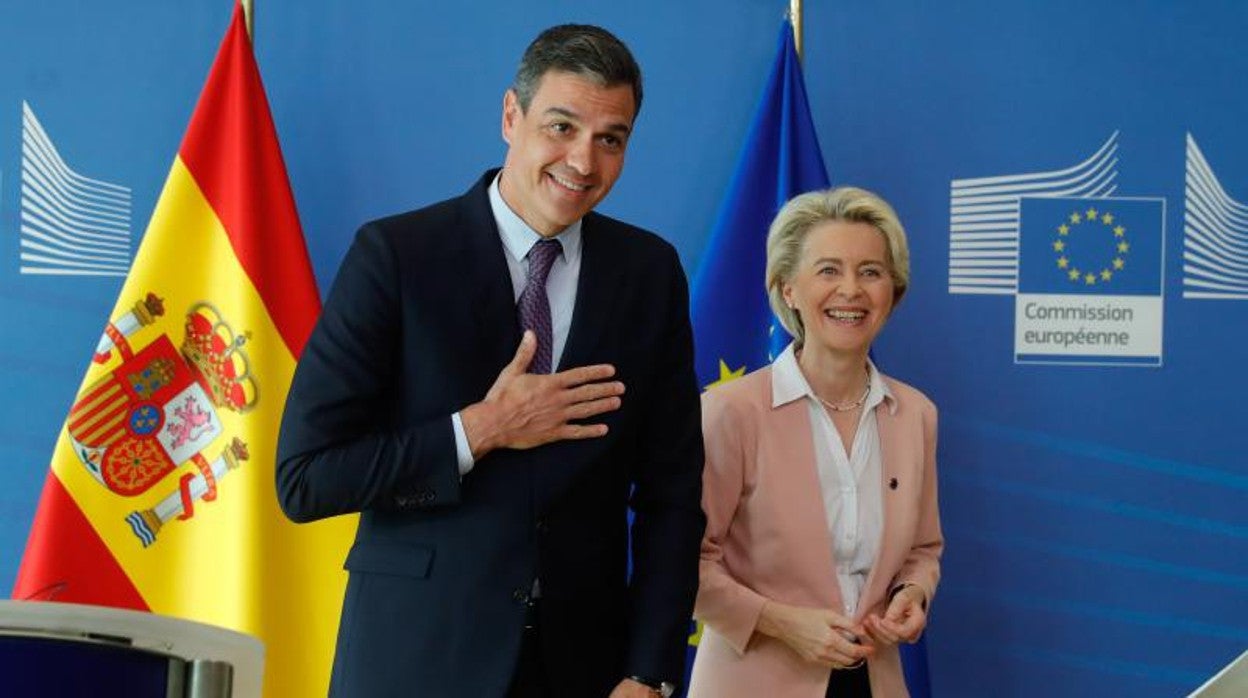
[517,238,562,374]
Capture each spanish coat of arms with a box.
[68,293,255,547]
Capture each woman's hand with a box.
[756,600,875,668]
[863,584,927,647]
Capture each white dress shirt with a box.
[449,173,584,475]
[771,343,895,616]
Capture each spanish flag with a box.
[12,3,356,695]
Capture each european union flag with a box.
[1018,196,1164,296]
[690,19,829,389]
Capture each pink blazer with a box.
[689,366,943,698]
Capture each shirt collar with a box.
[771,342,897,415]
[489,172,583,264]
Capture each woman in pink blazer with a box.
[689,187,943,698]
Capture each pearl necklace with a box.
[817,369,871,412]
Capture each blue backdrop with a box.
[2,2,1245,696]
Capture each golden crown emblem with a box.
[180,302,258,413]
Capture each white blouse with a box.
[770,343,896,616]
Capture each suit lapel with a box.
[458,171,523,370]
[557,214,624,371]
[769,391,846,613]
[860,390,912,614]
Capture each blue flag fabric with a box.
[685,19,933,698]
[690,19,829,389]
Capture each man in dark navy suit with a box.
[277,24,704,698]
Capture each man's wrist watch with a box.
[628,675,676,697]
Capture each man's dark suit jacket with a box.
[276,170,706,698]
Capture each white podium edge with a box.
[0,600,263,698]
[1188,649,1248,698]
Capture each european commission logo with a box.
[15,101,133,276]
[1184,134,1248,300]
[949,132,1168,367]
[1015,197,1164,366]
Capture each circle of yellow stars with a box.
[1053,206,1129,286]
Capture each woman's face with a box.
[782,220,896,358]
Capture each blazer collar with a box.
[860,374,921,618]
[460,170,523,366]
[557,212,624,370]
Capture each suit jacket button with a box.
[535,520,548,534]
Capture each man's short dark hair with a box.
[512,24,643,118]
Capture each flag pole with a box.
[789,0,803,59]
[241,0,254,39]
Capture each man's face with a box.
[498,70,636,237]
